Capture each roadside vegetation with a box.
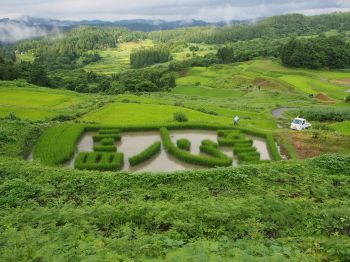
[0,154,349,260]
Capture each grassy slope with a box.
[0,154,349,261]
[174,59,350,101]
[0,81,95,121]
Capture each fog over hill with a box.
[0,16,243,44]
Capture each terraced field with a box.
[0,81,96,120]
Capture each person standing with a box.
[234,115,239,125]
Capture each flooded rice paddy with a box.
[65,130,272,172]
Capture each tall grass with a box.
[33,124,85,166]
[128,141,161,166]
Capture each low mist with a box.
[0,20,59,43]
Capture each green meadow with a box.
[0,81,96,121]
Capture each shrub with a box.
[345,95,350,103]
[93,134,121,142]
[100,138,115,146]
[174,112,188,122]
[201,139,218,148]
[128,141,161,166]
[160,127,232,167]
[75,152,124,171]
[177,139,191,151]
[6,112,20,121]
[93,145,117,152]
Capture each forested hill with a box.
[149,12,350,43]
[2,12,350,94]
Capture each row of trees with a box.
[281,36,350,69]
[149,13,350,44]
[130,46,172,68]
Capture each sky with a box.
[1,0,350,22]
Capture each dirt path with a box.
[271,107,296,119]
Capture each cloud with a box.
[0,0,349,21]
[0,20,60,43]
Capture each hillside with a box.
[0,154,349,260]
[1,9,350,261]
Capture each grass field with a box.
[0,81,96,121]
[84,40,153,74]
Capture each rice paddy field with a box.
[0,81,99,121]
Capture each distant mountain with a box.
[0,16,246,44]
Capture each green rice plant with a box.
[100,138,115,146]
[75,152,124,171]
[33,124,85,166]
[226,133,244,140]
[237,151,261,162]
[160,127,232,167]
[93,145,117,152]
[177,138,191,151]
[201,139,218,148]
[199,145,231,161]
[265,134,282,161]
[218,138,253,147]
[98,129,121,135]
[93,134,121,142]
[128,141,161,166]
[217,129,241,137]
[234,146,257,154]
[85,123,281,161]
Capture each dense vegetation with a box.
[149,13,350,44]
[0,154,350,260]
[299,107,350,122]
[130,46,172,68]
[281,36,350,69]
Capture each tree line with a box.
[149,13,350,44]
[130,46,172,68]
[281,36,350,69]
